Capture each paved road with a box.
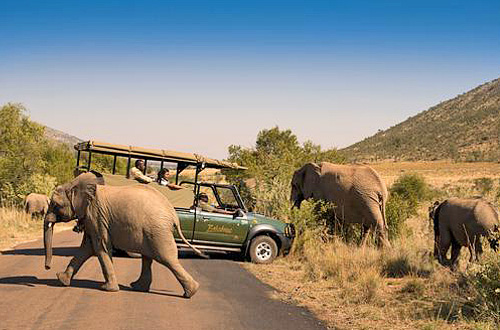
[0,230,325,330]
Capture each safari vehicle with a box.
[74,140,295,264]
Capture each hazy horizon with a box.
[1,0,499,159]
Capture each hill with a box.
[342,78,500,162]
[43,126,82,147]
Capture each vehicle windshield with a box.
[215,186,239,210]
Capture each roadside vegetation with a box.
[229,127,500,329]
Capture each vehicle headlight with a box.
[284,223,296,238]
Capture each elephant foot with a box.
[56,272,71,286]
[183,280,199,299]
[100,282,119,292]
[130,280,151,292]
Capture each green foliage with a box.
[473,177,494,196]
[223,126,345,218]
[387,174,432,239]
[466,255,500,323]
[0,103,75,205]
[385,194,413,240]
[390,173,429,214]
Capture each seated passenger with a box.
[157,168,183,190]
[130,159,154,183]
[196,192,238,216]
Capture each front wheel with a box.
[249,236,278,264]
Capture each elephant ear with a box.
[301,163,321,199]
[67,182,98,220]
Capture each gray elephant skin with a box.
[25,193,50,217]
[432,197,499,269]
[291,162,390,247]
[44,171,205,298]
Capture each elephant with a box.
[431,197,499,270]
[24,193,50,217]
[44,171,206,298]
[291,162,390,247]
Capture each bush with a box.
[466,255,500,323]
[473,177,494,196]
[390,173,430,214]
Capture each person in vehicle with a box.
[130,159,154,183]
[196,192,238,216]
[157,168,183,190]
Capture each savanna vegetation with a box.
[226,127,500,329]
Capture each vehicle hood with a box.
[246,212,287,232]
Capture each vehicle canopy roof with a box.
[74,140,247,170]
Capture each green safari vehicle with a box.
[74,140,295,264]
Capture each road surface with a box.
[0,230,325,330]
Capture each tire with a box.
[249,235,278,264]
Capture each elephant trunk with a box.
[44,212,56,270]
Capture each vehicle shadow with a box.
[0,275,185,298]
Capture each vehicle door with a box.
[173,208,195,241]
[193,187,249,245]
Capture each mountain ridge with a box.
[342,78,500,162]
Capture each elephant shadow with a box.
[1,247,79,257]
[3,247,240,261]
[0,275,184,298]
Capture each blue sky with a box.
[1,0,499,158]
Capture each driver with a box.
[196,192,238,216]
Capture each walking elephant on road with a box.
[25,193,50,217]
[431,197,499,270]
[291,162,390,247]
[44,171,206,298]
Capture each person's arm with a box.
[130,167,153,183]
[167,183,183,190]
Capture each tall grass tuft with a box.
[0,206,41,250]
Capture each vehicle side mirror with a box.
[233,209,245,219]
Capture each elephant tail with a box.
[376,192,388,230]
[173,218,209,259]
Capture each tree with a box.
[0,103,75,205]
[223,126,345,217]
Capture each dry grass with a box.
[0,206,74,251]
[244,162,500,330]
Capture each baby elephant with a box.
[25,193,50,217]
[431,197,499,270]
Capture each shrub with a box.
[473,177,494,196]
[390,173,430,214]
[466,255,500,323]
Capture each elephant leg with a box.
[130,256,153,292]
[91,235,119,292]
[361,225,372,247]
[57,234,94,286]
[474,236,483,262]
[375,221,390,248]
[450,241,461,271]
[438,229,452,266]
[433,234,440,259]
[154,236,199,298]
